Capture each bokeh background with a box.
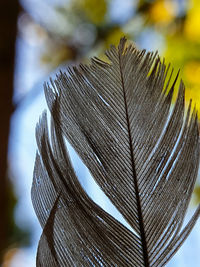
[1,0,200,266]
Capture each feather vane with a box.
[32,38,200,266]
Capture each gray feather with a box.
[32,38,200,266]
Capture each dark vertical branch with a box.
[0,0,19,260]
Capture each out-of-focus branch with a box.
[0,0,19,261]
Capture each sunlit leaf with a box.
[77,0,107,24]
[164,36,200,114]
[184,0,200,41]
[104,27,128,48]
[184,61,200,85]
[148,0,176,24]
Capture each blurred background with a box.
[1,0,200,266]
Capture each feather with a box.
[32,38,200,266]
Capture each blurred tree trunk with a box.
[0,0,19,260]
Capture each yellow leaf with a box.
[185,84,200,117]
[184,61,200,85]
[79,0,107,24]
[104,27,128,48]
[149,0,176,24]
[184,0,200,41]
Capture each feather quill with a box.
[32,38,200,266]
